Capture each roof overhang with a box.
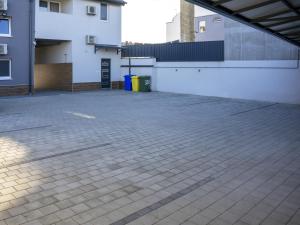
[94,44,122,54]
[92,0,126,6]
[186,0,300,47]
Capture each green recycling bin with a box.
[139,76,151,92]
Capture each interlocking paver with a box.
[0,91,299,225]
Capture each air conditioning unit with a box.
[86,35,96,45]
[0,0,8,11]
[87,6,96,15]
[0,44,8,55]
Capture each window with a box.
[100,3,108,21]
[0,60,11,79]
[39,1,60,13]
[49,2,60,13]
[0,18,10,36]
[199,21,206,33]
[39,0,48,12]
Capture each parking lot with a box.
[0,90,300,225]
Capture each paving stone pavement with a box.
[0,90,300,225]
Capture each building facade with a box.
[194,14,224,42]
[0,0,35,96]
[166,13,180,43]
[0,0,125,96]
[35,0,125,91]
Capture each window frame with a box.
[0,18,11,37]
[0,59,12,80]
[199,21,206,33]
[49,1,61,13]
[39,0,61,13]
[100,3,109,21]
[39,0,48,11]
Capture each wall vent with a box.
[0,44,8,55]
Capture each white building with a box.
[34,0,125,91]
[166,14,180,43]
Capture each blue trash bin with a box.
[124,75,133,91]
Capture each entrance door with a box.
[101,59,111,89]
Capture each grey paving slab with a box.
[0,90,300,225]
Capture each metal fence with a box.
[122,41,224,62]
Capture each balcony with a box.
[36,0,74,40]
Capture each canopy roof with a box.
[186,0,300,47]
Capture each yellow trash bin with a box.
[131,76,140,92]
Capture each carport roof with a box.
[186,0,300,47]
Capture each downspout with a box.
[29,0,35,95]
[129,57,131,75]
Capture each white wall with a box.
[166,14,181,42]
[35,0,122,83]
[121,58,300,104]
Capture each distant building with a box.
[166,14,180,43]
[194,14,224,42]
[166,3,298,60]
[166,0,194,43]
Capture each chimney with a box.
[180,0,195,42]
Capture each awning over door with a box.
[186,0,300,47]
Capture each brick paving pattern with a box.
[0,90,299,225]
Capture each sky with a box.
[122,0,180,43]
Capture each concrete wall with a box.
[194,15,224,42]
[224,18,299,60]
[121,58,300,104]
[35,0,122,84]
[34,63,72,91]
[166,14,181,43]
[0,0,32,87]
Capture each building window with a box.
[199,21,206,33]
[39,0,61,13]
[0,60,11,80]
[100,3,108,21]
[39,0,48,12]
[49,2,60,12]
[0,18,11,37]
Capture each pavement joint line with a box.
[0,143,111,169]
[0,125,52,134]
[181,100,224,107]
[230,103,279,116]
[0,112,23,117]
[109,176,215,225]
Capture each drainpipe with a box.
[28,0,35,95]
[129,57,132,75]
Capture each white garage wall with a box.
[121,58,300,104]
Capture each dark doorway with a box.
[101,58,111,89]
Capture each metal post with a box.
[129,57,132,75]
